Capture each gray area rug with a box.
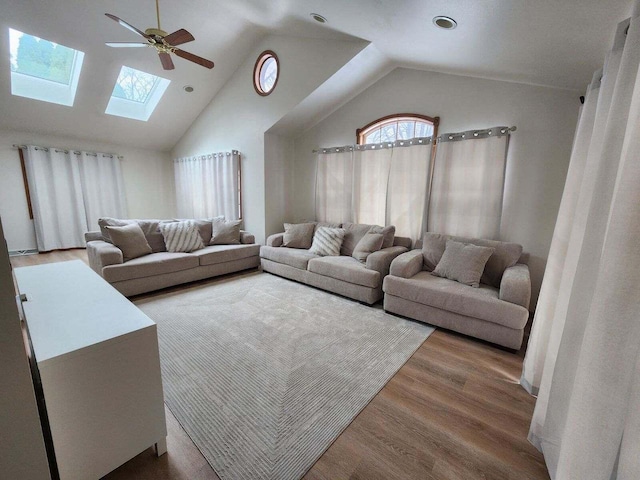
[137,271,434,480]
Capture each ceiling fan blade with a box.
[163,29,194,46]
[106,42,149,48]
[174,48,214,69]
[105,13,150,39]
[159,52,175,70]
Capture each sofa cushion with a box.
[432,240,494,288]
[260,246,319,270]
[422,232,523,288]
[309,227,345,256]
[191,244,260,266]
[383,271,528,329]
[104,223,152,261]
[159,220,205,253]
[99,217,169,253]
[340,223,373,256]
[102,252,199,283]
[308,256,381,289]
[352,232,384,263]
[370,225,395,249]
[283,223,315,249]
[210,218,242,245]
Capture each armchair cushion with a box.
[389,250,424,279]
[432,240,494,288]
[499,264,531,309]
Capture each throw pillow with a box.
[98,217,167,253]
[340,223,374,256]
[352,232,384,263]
[432,240,495,288]
[309,227,346,256]
[422,232,449,271]
[210,219,242,245]
[104,223,152,261]
[174,216,224,244]
[159,220,205,253]
[283,223,315,249]
[370,225,396,249]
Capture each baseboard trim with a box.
[9,249,38,257]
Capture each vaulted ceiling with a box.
[0,0,632,151]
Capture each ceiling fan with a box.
[105,0,214,70]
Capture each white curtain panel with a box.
[23,146,88,251]
[428,134,508,239]
[352,146,392,226]
[521,12,640,479]
[78,152,127,232]
[315,149,353,223]
[386,142,432,240]
[174,151,240,220]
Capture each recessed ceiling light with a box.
[310,13,327,23]
[183,85,194,93]
[433,16,457,30]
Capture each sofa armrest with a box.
[266,232,284,247]
[389,250,424,278]
[499,263,531,310]
[240,230,255,244]
[84,231,103,243]
[86,240,123,276]
[393,236,412,249]
[366,246,408,277]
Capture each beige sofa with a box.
[85,220,260,296]
[383,233,531,349]
[260,223,411,304]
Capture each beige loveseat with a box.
[383,233,531,349]
[85,218,260,296]
[260,222,411,304]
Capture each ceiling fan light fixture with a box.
[433,16,457,30]
[310,13,327,24]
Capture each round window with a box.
[253,50,279,96]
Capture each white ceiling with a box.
[0,0,632,151]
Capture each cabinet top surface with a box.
[14,260,155,363]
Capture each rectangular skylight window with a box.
[9,28,84,106]
[105,66,170,121]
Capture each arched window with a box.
[356,113,439,145]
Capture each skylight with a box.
[9,28,84,106]
[105,66,170,122]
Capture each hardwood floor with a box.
[10,250,549,480]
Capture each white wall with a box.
[292,68,581,306]
[0,217,51,479]
[0,130,175,251]
[171,34,368,243]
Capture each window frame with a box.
[356,113,440,145]
[253,50,279,96]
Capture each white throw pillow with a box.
[159,220,204,253]
[309,227,346,256]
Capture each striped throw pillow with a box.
[158,220,205,253]
[309,226,346,256]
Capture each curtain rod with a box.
[312,125,517,153]
[174,150,240,161]
[12,144,124,160]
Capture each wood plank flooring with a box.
[10,250,549,480]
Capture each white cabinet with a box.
[14,260,167,480]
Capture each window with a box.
[356,114,439,144]
[9,28,85,106]
[253,50,279,96]
[105,66,170,121]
